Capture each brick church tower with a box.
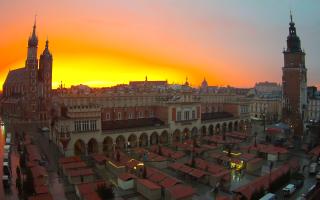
[25,20,39,120]
[282,13,307,135]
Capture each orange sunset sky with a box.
[0,0,319,89]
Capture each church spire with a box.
[41,37,52,58]
[28,15,38,47]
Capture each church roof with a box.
[4,68,28,86]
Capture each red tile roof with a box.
[216,195,231,200]
[138,179,161,190]
[178,165,193,174]
[35,185,49,194]
[31,166,48,178]
[171,152,185,159]
[59,156,81,164]
[210,152,224,159]
[26,145,41,161]
[159,177,180,188]
[239,153,256,161]
[149,172,167,183]
[77,180,108,196]
[168,162,183,170]
[28,194,53,200]
[83,192,102,200]
[189,169,207,178]
[207,164,224,175]
[309,145,320,156]
[33,177,46,187]
[91,154,108,164]
[247,158,263,165]
[118,173,137,181]
[68,168,94,177]
[62,161,87,170]
[167,184,195,199]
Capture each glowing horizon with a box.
[0,0,319,89]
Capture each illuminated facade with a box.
[51,84,251,156]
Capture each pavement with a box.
[0,120,67,200]
[0,122,20,199]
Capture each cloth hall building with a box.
[51,84,251,156]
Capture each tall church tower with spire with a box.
[26,19,39,119]
[38,39,53,120]
[282,13,307,135]
[2,18,53,123]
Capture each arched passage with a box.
[209,125,214,135]
[191,127,198,138]
[222,123,227,133]
[116,135,126,150]
[87,138,98,155]
[182,128,190,141]
[215,124,221,134]
[74,139,86,156]
[201,126,207,137]
[139,133,148,147]
[128,134,138,148]
[160,131,169,144]
[173,129,181,143]
[150,132,159,145]
[103,137,113,153]
[228,122,233,132]
[239,120,244,131]
[234,121,239,131]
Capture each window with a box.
[105,113,110,120]
[192,110,196,119]
[128,113,133,119]
[177,111,182,121]
[117,112,122,120]
[90,120,97,131]
[150,110,154,117]
[139,111,144,118]
[184,111,190,121]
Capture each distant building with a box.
[1,21,52,122]
[254,81,281,96]
[307,86,320,122]
[282,14,307,135]
[129,76,168,91]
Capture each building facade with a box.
[282,14,308,135]
[51,84,251,156]
[1,21,53,122]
